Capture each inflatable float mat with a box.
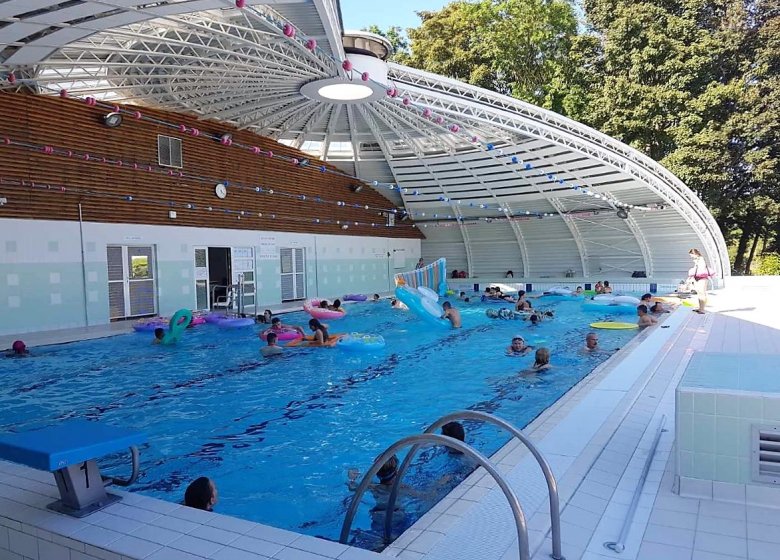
[589,322,638,330]
[286,334,346,347]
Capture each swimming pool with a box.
[1,296,638,548]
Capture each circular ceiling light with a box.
[317,83,373,101]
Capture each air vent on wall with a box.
[752,425,780,484]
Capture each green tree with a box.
[582,0,780,273]
[403,0,584,114]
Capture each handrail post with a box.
[339,434,530,560]
[385,410,564,560]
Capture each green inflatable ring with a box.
[162,308,192,345]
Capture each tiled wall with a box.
[0,219,420,335]
[677,388,780,485]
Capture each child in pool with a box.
[153,328,165,345]
[261,332,283,357]
[530,348,551,372]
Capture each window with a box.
[157,135,183,168]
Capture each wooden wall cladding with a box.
[0,92,422,239]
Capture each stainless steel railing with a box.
[339,433,531,560]
[385,410,564,560]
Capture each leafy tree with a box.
[403,0,584,113]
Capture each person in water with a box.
[584,332,599,352]
[441,301,462,328]
[575,286,584,295]
[267,317,305,337]
[261,332,283,357]
[603,281,613,294]
[506,335,532,356]
[594,281,604,294]
[372,294,380,302]
[184,477,218,511]
[637,304,658,328]
[6,340,30,357]
[329,298,344,312]
[256,309,273,324]
[153,328,165,345]
[308,318,330,345]
[319,299,330,309]
[530,348,551,372]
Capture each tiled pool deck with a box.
[1,278,779,560]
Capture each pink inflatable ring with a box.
[262,327,302,341]
[304,299,346,320]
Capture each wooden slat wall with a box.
[0,92,422,239]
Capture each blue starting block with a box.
[0,421,147,517]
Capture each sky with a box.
[339,0,450,32]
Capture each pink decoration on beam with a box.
[291,158,299,165]
[178,125,187,133]
[471,136,478,143]
[59,89,68,98]
[449,124,460,132]
[342,59,353,72]
[422,108,432,118]
[235,0,246,8]
[283,23,295,38]
[402,97,410,106]
[435,116,444,125]
[7,73,15,84]
[85,97,96,106]
[267,151,273,158]
[305,38,317,50]
[387,87,398,98]
[361,72,370,81]
[112,105,120,113]
[133,111,142,119]
[251,146,261,154]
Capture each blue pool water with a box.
[1,297,638,547]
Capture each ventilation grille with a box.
[752,425,780,484]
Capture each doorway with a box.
[194,247,256,313]
[107,245,157,320]
[208,247,231,306]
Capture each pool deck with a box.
[1,277,779,560]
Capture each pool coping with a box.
[0,304,686,560]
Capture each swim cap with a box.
[12,340,26,352]
[512,335,524,342]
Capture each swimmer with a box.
[391,298,408,310]
[261,332,283,357]
[603,281,613,294]
[594,281,604,294]
[329,298,344,312]
[153,327,165,345]
[441,421,466,455]
[575,286,584,295]
[584,332,599,352]
[528,313,542,326]
[458,291,467,300]
[372,293,380,302]
[641,293,668,314]
[255,309,273,324]
[441,301,461,328]
[347,455,400,491]
[5,340,29,357]
[308,318,331,345]
[319,299,330,309]
[637,304,658,328]
[530,348,551,372]
[267,317,306,337]
[506,335,532,356]
[184,477,218,512]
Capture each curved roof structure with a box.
[0,0,729,279]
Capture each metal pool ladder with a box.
[339,410,565,560]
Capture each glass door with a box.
[107,245,157,319]
[194,247,209,311]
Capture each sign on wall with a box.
[258,236,277,260]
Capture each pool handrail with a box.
[385,410,564,560]
[338,433,530,560]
